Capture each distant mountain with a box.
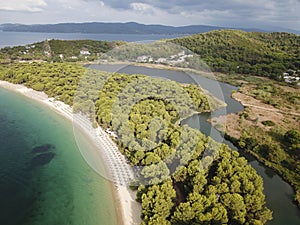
[0,22,266,34]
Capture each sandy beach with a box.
[0,80,141,225]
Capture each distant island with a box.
[0,22,267,35]
[2,22,300,35]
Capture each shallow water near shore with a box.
[0,87,117,225]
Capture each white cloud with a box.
[99,1,105,7]
[0,0,299,31]
[0,0,47,12]
[130,2,154,14]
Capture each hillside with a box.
[170,30,300,81]
[0,39,121,63]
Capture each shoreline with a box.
[0,80,141,225]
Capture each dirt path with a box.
[233,92,300,116]
[242,102,300,116]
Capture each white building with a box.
[155,58,167,63]
[284,75,300,83]
[137,55,149,62]
[80,50,91,55]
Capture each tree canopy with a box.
[170,30,300,81]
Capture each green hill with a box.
[0,39,122,63]
[169,30,300,80]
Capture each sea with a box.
[0,87,117,224]
[0,31,185,48]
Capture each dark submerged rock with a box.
[32,144,54,153]
[31,153,55,167]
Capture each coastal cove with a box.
[89,64,300,225]
[0,86,119,225]
[2,61,298,224]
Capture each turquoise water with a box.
[0,87,118,225]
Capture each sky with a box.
[0,0,300,31]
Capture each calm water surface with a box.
[0,88,117,225]
[0,31,184,48]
